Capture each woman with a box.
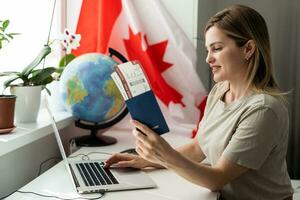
[105,5,293,200]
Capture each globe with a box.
[59,53,127,127]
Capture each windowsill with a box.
[0,109,73,157]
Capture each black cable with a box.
[0,152,112,199]
[69,151,113,161]
[46,0,56,44]
[39,152,112,176]
[15,190,104,200]
[0,156,60,200]
[42,0,57,69]
[1,188,104,200]
[38,156,61,176]
[85,151,113,156]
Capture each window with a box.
[0,0,64,92]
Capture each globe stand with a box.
[73,119,117,147]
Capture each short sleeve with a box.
[222,106,280,169]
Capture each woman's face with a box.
[205,26,248,83]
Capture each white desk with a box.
[5,129,218,200]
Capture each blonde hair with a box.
[205,5,287,100]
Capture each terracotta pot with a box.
[0,95,16,133]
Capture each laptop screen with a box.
[45,101,71,169]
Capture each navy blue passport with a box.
[125,90,169,135]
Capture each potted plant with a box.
[0,1,79,124]
[0,19,19,133]
[2,27,81,121]
[0,45,56,123]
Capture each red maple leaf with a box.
[123,27,185,107]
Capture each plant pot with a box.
[0,95,16,134]
[10,85,42,123]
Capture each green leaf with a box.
[40,76,54,85]
[0,71,19,76]
[42,86,52,96]
[2,37,9,42]
[22,45,51,77]
[55,68,64,74]
[3,75,20,89]
[29,67,56,85]
[8,33,20,36]
[8,33,20,35]
[2,20,9,30]
[59,53,75,67]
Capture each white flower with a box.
[61,28,81,54]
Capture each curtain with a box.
[284,0,300,179]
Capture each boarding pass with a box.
[111,61,151,100]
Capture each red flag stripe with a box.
[73,0,122,56]
[123,27,185,107]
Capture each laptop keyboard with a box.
[75,162,119,186]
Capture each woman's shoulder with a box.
[244,93,289,121]
[238,93,289,142]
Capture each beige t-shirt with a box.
[197,82,293,200]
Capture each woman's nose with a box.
[205,52,214,64]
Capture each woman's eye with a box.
[213,47,222,51]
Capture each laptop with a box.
[45,102,157,194]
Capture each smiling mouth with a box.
[211,66,221,73]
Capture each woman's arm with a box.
[147,138,206,169]
[132,120,248,191]
[105,130,206,169]
[175,138,206,163]
[164,149,248,191]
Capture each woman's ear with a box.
[244,40,256,61]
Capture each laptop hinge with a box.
[69,164,80,187]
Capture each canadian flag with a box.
[72,0,207,137]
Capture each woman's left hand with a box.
[131,120,177,167]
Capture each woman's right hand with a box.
[104,153,155,169]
